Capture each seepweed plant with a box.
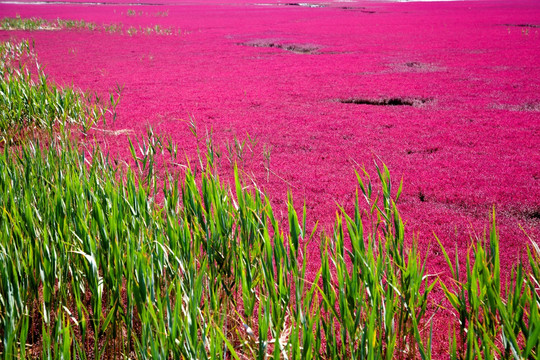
[0,38,538,359]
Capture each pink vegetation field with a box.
[1,0,539,348]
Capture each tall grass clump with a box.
[0,40,118,141]
[0,16,49,31]
[0,39,538,359]
[1,15,176,36]
[0,124,439,359]
[438,216,540,359]
[0,15,96,32]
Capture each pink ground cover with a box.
[1,0,539,351]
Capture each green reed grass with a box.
[126,9,169,17]
[0,40,118,142]
[1,15,176,36]
[0,39,538,359]
[438,216,540,359]
[0,15,95,32]
[0,16,49,31]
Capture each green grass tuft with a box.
[0,40,118,142]
[1,15,178,36]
